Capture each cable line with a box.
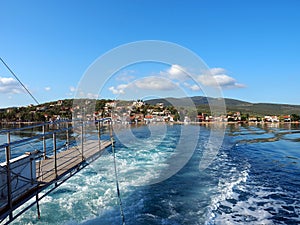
[0,57,40,105]
[110,121,126,225]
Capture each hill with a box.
[1,97,300,123]
[145,96,300,116]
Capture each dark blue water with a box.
[5,123,300,224]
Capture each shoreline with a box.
[174,121,300,125]
[0,121,42,125]
[1,120,299,126]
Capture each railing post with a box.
[66,122,69,150]
[53,132,58,179]
[84,120,87,142]
[5,142,13,220]
[43,125,46,160]
[7,131,11,160]
[81,122,84,161]
[109,120,114,147]
[30,158,34,185]
[36,193,40,219]
[98,121,101,151]
[109,120,113,138]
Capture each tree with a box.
[241,113,249,121]
[291,114,300,122]
[173,112,180,121]
[34,112,46,121]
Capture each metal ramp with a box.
[0,119,113,224]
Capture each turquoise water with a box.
[3,123,300,224]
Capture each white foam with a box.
[207,169,300,224]
[205,151,251,224]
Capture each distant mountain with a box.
[145,96,300,116]
[1,97,300,120]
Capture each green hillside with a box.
[1,97,300,123]
[145,96,300,116]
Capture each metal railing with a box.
[0,118,113,224]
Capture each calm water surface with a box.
[1,123,299,225]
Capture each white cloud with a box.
[163,64,189,81]
[109,84,128,95]
[115,70,136,82]
[161,65,244,89]
[108,87,118,94]
[209,68,227,75]
[184,82,201,91]
[109,77,177,95]
[0,77,24,94]
[197,68,245,89]
[69,86,76,92]
[44,86,51,91]
[135,77,176,90]
[66,86,77,96]
[108,66,244,96]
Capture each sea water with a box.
[3,123,300,224]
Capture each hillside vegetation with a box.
[145,96,300,116]
[1,96,300,122]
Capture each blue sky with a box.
[1,0,300,108]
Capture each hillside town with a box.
[0,99,300,124]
